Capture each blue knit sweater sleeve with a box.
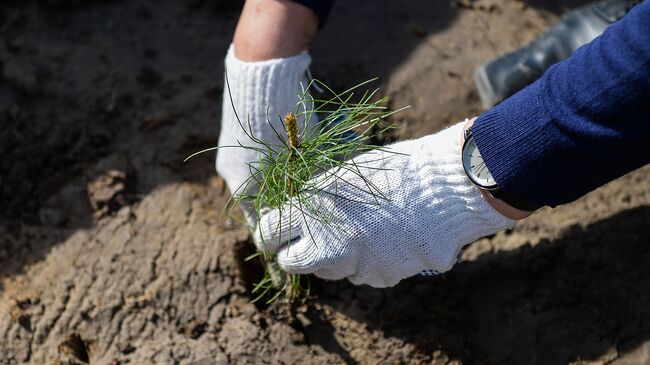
[472,1,650,208]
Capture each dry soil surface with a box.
[1,0,649,364]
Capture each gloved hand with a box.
[216,45,317,224]
[254,121,515,288]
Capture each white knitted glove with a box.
[254,121,515,288]
[216,45,317,223]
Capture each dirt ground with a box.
[1,0,649,364]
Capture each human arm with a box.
[216,0,322,223]
[253,1,650,287]
[472,1,650,208]
[233,0,319,61]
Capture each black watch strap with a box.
[489,189,544,212]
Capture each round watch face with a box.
[462,133,498,189]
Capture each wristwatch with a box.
[461,127,543,212]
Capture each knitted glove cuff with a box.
[222,45,312,139]
[410,123,515,271]
[217,45,313,224]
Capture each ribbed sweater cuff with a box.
[472,81,558,207]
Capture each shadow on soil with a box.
[312,0,593,91]
[312,205,650,364]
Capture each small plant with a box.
[186,76,406,304]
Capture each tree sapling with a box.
[186,76,407,303]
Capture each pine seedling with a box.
[186,76,407,304]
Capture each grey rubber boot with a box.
[475,0,642,109]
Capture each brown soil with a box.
[1,1,649,364]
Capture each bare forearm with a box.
[233,0,318,61]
